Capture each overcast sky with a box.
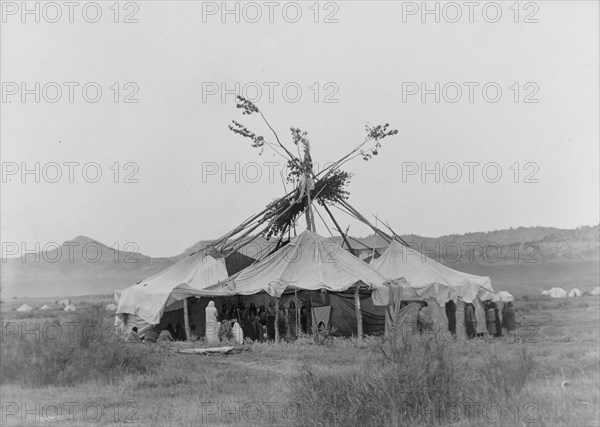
[1,1,598,257]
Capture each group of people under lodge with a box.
[124,296,517,343]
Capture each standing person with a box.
[228,304,237,322]
[267,300,276,340]
[465,303,477,339]
[494,304,503,337]
[247,303,259,341]
[445,300,457,336]
[288,301,297,339]
[231,319,244,345]
[258,305,268,341]
[205,301,218,343]
[417,301,434,334]
[300,305,307,334]
[221,303,229,321]
[278,303,287,340]
[502,301,516,334]
[485,302,497,337]
[238,302,253,341]
[249,303,258,320]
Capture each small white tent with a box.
[590,286,600,296]
[541,290,551,296]
[567,288,582,297]
[493,291,514,302]
[39,304,51,310]
[547,287,568,298]
[64,304,76,312]
[16,304,32,312]
[105,303,117,311]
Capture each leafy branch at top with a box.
[228,120,265,151]
[360,123,399,161]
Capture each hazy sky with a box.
[1,1,598,257]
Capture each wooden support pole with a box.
[183,297,191,341]
[323,203,356,256]
[355,285,363,341]
[275,298,280,343]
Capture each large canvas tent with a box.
[114,229,390,338]
[110,101,501,342]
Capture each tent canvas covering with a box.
[211,229,389,300]
[370,240,495,338]
[114,251,229,326]
[370,240,495,304]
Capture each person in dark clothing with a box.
[300,305,307,334]
[247,303,259,341]
[221,303,229,321]
[277,304,287,339]
[239,302,255,341]
[267,301,276,340]
[288,301,297,339]
[502,301,516,333]
[445,300,457,336]
[228,304,237,322]
[249,303,258,319]
[258,305,268,341]
[485,302,497,337]
[464,303,477,339]
[494,304,503,337]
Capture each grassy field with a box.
[1,295,599,426]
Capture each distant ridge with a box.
[1,225,597,298]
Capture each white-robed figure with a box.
[205,300,218,343]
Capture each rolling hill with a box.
[1,225,598,298]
